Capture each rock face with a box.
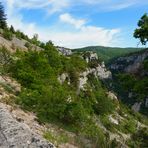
[56,47,72,56]
[132,102,142,112]
[110,49,148,74]
[0,35,42,52]
[0,103,54,148]
[83,51,98,63]
[58,73,69,84]
[78,65,112,90]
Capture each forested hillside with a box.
[73,46,143,63]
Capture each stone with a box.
[107,91,118,100]
[145,98,148,107]
[56,47,72,56]
[0,103,54,148]
[58,73,69,84]
[132,102,142,112]
[109,115,119,125]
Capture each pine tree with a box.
[10,25,15,33]
[0,2,7,29]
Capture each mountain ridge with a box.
[73,46,144,63]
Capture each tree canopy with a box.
[134,13,148,45]
[0,2,7,29]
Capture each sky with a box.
[1,0,148,48]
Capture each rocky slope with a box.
[0,103,54,148]
[0,33,148,147]
[0,75,54,148]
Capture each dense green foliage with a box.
[73,46,142,63]
[128,127,148,147]
[134,13,148,45]
[2,43,117,146]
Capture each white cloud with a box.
[49,26,120,48]
[44,13,120,48]
[2,0,121,48]
[3,0,69,15]
[76,0,148,11]
[60,13,86,29]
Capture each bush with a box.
[128,127,148,147]
[24,42,31,49]
[93,91,115,115]
[0,46,12,73]
[3,29,13,40]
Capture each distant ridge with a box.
[73,46,143,63]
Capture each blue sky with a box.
[2,0,148,48]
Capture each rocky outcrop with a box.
[145,98,148,107]
[132,102,142,112]
[83,51,98,63]
[78,64,112,90]
[58,51,112,92]
[56,47,72,56]
[107,91,118,101]
[0,103,54,148]
[0,35,42,52]
[58,73,69,84]
[110,49,148,74]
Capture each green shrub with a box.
[44,131,69,145]
[128,127,148,147]
[24,42,31,49]
[3,29,13,40]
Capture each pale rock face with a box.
[78,63,112,91]
[132,102,142,112]
[89,52,98,60]
[107,91,118,101]
[0,103,54,148]
[67,96,72,103]
[0,35,43,52]
[128,92,133,98]
[109,115,119,125]
[95,64,112,79]
[79,70,89,90]
[110,49,148,74]
[58,73,69,84]
[57,47,72,56]
[83,51,98,63]
[145,98,148,107]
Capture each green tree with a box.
[0,2,7,29]
[10,25,15,33]
[134,13,148,45]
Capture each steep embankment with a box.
[0,75,54,148]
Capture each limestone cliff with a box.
[110,48,148,74]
